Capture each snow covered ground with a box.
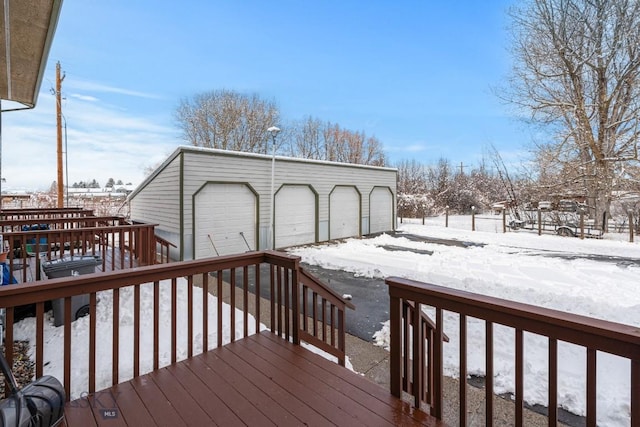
[290,215,640,427]
[12,278,263,399]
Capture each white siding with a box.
[274,185,316,248]
[329,186,360,239]
[129,155,182,233]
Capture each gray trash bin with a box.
[42,256,100,327]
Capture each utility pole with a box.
[56,62,65,208]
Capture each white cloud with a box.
[67,80,164,100]
[1,89,179,191]
[69,93,99,102]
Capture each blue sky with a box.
[2,0,532,190]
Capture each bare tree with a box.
[506,0,640,229]
[288,119,386,166]
[175,90,280,154]
[287,116,325,160]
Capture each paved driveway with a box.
[301,263,389,341]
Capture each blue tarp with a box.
[1,264,18,285]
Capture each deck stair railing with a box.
[299,267,355,366]
[401,299,449,409]
[0,251,350,400]
[386,276,640,426]
[153,234,176,264]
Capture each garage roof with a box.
[0,0,63,111]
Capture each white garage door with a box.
[330,186,360,239]
[369,187,393,234]
[275,185,316,249]
[194,183,256,257]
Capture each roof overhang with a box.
[0,0,63,111]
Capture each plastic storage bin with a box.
[42,256,100,327]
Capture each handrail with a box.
[153,234,176,264]
[0,251,349,400]
[386,276,640,425]
[400,299,449,409]
[0,208,94,221]
[300,267,355,310]
[2,222,158,281]
[0,216,126,232]
[298,267,354,366]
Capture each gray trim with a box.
[179,152,184,260]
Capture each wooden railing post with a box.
[389,293,402,398]
[632,359,640,424]
[292,264,300,345]
[432,308,443,419]
[411,301,423,408]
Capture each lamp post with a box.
[267,126,280,249]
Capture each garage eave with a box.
[0,0,63,111]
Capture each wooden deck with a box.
[63,331,440,426]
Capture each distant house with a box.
[128,146,397,260]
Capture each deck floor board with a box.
[63,331,439,426]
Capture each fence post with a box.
[445,206,449,228]
[629,210,634,243]
[538,209,542,236]
[471,206,476,231]
[502,208,506,233]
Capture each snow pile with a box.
[13,278,263,400]
[12,276,353,400]
[290,216,640,427]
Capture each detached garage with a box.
[128,146,396,260]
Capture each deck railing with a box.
[0,215,126,233]
[153,234,176,264]
[299,267,355,366]
[1,221,158,282]
[0,208,94,221]
[386,276,640,426]
[0,251,350,400]
[400,300,449,410]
